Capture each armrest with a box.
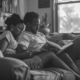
[0,57,30,80]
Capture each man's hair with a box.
[23,12,39,24]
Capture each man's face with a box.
[30,18,40,34]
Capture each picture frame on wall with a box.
[0,0,2,11]
[38,0,50,8]
[2,0,13,13]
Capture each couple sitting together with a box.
[0,11,80,78]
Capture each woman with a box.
[0,13,80,78]
[0,14,29,59]
[0,14,30,80]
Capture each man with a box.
[17,12,80,78]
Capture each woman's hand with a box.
[16,44,28,53]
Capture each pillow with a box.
[0,57,30,80]
[0,50,4,57]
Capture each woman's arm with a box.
[4,50,31,60]
[0,37,8,53]
[2,42,31,59]
[4,49,43,60]
[0,37,31,59]
[16,44,28,53]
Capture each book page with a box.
[57,41,73,54]
[61,41,73,49]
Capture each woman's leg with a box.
[58,53,80,73]
[38,51,80,78]
[65,37,80,60]
[56,37,80,77]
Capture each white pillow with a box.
[0,50,4,57]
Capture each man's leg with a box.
[38,51,80,78]
[65,37,80,61]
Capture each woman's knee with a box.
[38,51,55,62]
[45,51,58,59]
[44,51,56,57]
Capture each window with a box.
[54,0,80,33]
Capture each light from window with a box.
[58,3,80,33]
[58,0,80,3]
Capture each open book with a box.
[57,41,73,54]
[47,40,73,54]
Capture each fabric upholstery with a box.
[30,68,75,80]
[0,57,30,80]
[75,60,80,71]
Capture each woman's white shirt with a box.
[0,31,18,54]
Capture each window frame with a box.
[53,0,80,33]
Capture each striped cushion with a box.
[75,60,80,71]
[30,68,75,80]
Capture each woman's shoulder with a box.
[1,31,13,38]
[0,30,14,42]
[2,30,12,36]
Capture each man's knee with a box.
[0,57,30,80]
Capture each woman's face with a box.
[11,23,24,37]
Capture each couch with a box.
[0,57,76,80]
[0,57,30,80]
[30,68,75,80]
[0,33,78,80]
[29,33,79,80]
[0,51,76,80]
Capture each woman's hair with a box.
[10,13,21,19]
[23,12,39,25]
[5,14,23,30]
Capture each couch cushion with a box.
[0,50,4,57]
[75,60,80,71]
[30,68,75,80]
[0,57,30,80]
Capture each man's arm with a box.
[46,39,62,49]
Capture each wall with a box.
[19,0,27,19]
[27,0,53,32]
